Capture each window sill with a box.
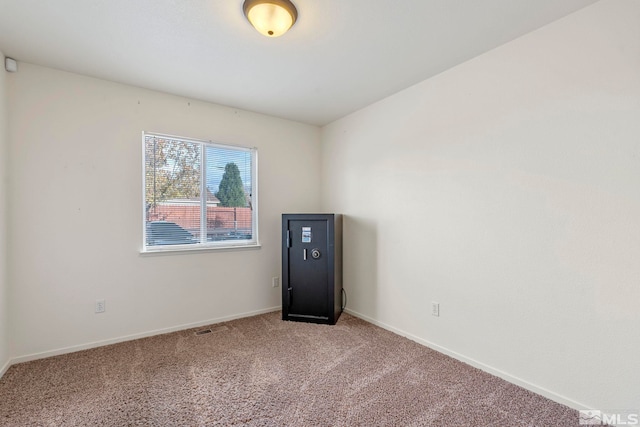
[140,242,261,256]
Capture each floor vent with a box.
[195,329,213,336]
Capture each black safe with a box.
[282,214,342,325]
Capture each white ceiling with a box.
[0,0,598,126]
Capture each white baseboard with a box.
[344,308,590,413]
[0,357,10,379]
[8,306,280,367]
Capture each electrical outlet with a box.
[272,277,280,288]
[431,302,440,317]
[95,299,106,314]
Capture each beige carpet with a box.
[0,312,582,426]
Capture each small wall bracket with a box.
[5,57,18,73]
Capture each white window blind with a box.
[143,132,258,251]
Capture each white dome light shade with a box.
[243,0,298,37]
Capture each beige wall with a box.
[0,52,10,375]
[7,63,321,360]
[322,0,640,415]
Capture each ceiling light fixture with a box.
[243,0,298,37]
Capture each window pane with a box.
[145,136,201,246]
[205,146,253,242]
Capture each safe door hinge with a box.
[286,230,291,248]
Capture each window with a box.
[142,132,258,252]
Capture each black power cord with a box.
[341,288,347,310]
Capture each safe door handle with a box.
[303,249,307,260]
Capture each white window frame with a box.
[141,132,259,253]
